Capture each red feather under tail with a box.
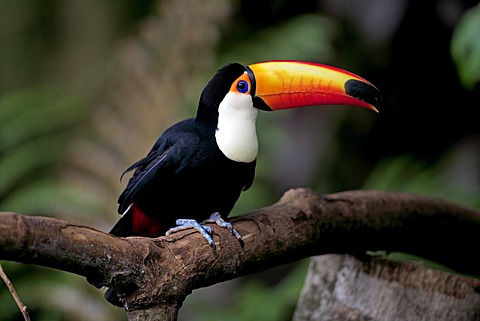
[110,204,165,237]
[105,204,165,307]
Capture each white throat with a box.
[215,92,258,163]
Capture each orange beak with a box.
[246,60,381,112]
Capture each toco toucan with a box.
[111,60,380,242]
[105,60,381,305]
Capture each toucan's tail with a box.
[106,204,166,307]
[105,288,124,307]
[104,210,135,307]
[109,210,134,236]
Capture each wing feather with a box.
[117,122,199,214]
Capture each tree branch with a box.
[1,188,479,319]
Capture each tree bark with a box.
[293,254,480,321]
[1,188,480,320]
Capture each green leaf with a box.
[451,3,480,89]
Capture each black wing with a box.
[117,120,199,214]
[242,159,256,192]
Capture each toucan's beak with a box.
[246,60,381,112]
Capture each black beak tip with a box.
[345,79,383,112]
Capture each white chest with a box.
[215,92,259,163]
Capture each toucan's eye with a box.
[237,80,249,93]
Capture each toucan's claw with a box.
[166,218,216,251]
[204,212,243,242]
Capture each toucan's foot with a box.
[204,212,243,242]
[166,219,216,250]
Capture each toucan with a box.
[111,60,380,241]
[105,60,381,305]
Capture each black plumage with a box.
[111,63,256,237]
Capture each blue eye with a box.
[237,80,249,93]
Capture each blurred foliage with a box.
[183,260,310,321]
[219,14,340,65]
[451,3,480,90]
[364,152,480,209]
[0,88,88,215]
[1,0,480,320]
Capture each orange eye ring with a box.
[230,72,252,95]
